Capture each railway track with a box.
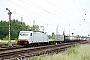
[0,40,88,60]
[0,45,24,51]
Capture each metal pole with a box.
[40,26,44,32]
[56,25,59,40]
[6,8,12,47]
[9,11,11,47]
[33,20,35,31]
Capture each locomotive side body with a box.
[32,32,48,43]
[18,31,48,45]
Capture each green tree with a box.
[26,25,30,30]
[52,32,54,36]
[52,32,54,39]
[30,25,40,31]
[0,19,41,40]
[0,19,31,40]
[0,20,8,40]
[48,35,52,39]
[48,32,55,39]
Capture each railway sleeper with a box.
[1,41,87,59]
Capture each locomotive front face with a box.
[18,39,28,44]
[18,32,29,45]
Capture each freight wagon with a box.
[54,35,64,41]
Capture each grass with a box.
[49,39,54,41]
[28,44,90,60]
[0,40,17,44]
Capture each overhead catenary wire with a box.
[0,7,68,29]
[44,0,85,25]
[72,0,88,33]
[7,0,65,23]
[0,0,88,35]
[0,1,83,31]
[73,0,84,19]
[9,0,84,27]
[0,8,9,20]
[12,11,69,26]
[79,0,85,13]
[6,1,57,23]
[44,0,73,20]
[28,0,67,18]
[2,0,86,25]
[8,0,73,24]
[44,0,86,27]
[18,0,74,23]
[0,7,68,28]
[30,0,83,24]
[29,0,86,26]
[0,8,60,32]
[45,0,82,20]
[79,0,86,21]
[8,0,56,22]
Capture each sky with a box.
[0,0,90,36]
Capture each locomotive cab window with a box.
[30,33,32,36]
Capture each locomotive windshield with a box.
[19,32,29,36]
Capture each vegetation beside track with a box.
[0,40,17,44]
[28,44,90,60]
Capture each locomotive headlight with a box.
[25,39,28,41]
[18,39,21,41]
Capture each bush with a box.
[3,36,8,40]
